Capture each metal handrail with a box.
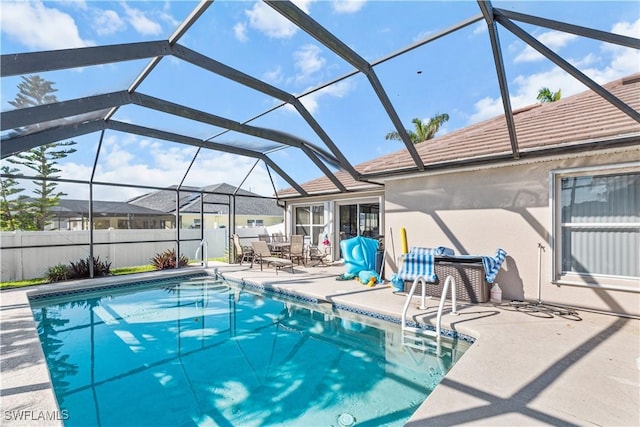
[401,275,459,356]
[195,238,208,268]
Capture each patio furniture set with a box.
[232,233,330,274]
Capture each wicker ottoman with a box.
[403,257,490,303]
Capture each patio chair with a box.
[287,234,306,266]
[232,234,253,265]
[272,233,286,243]
[308,244,330,266]
[270,233,286,256]
[251,241,294,274]
[258,234,271,243]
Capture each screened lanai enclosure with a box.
[1,0,638,281]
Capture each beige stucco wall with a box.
[384,147,640,317]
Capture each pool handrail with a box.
[401,274,459,356]
[195,238,208,268]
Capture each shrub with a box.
[68,256,112,280]
[151,249,189,270]
[47,264,71,283]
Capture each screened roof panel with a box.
[292,72,402,170]
[266,145,337,193]
[248,102,327,149]
[1,1,637,200]
[109,104,226,141]
[180,151,274,194]
[1,109,109,141]
[132,56,286,124]
[0,59,153,113]
[182,1,357,94]
[311,1,482,63]
[91,129,200,189]
[0,1,197,54]
[208,130,285,153]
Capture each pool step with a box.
[177,279,229,292]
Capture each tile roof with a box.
[278,74,640,198]
[129,183,284,216]
[49,199,170,216]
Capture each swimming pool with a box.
[29,274,471,426]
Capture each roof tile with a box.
[279,74,640,197]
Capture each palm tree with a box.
[537,87,561,103]
[385,113,450,144]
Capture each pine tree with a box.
[0,166,35,230]
[5,75,77,230]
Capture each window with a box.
[247,219,264,227]
[553,166,639,290]
[294,205,324,245]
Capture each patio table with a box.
[268,242,290,257]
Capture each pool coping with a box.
[1,264,639,426]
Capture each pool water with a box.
[30,275,471,427]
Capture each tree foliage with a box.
[385,113,450,144]
[0,166,36,230]
[537,87,562,103]
[2,75,77,230]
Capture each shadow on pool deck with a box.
[1,263,638,426]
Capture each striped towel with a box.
[482,248,507,283]
[398,246,455,282]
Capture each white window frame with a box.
[292,203,326,245]
[550,162,640,293]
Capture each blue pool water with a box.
[30,275,471,427]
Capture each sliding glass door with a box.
[338,202,380,241]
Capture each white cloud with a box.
[611,17,640,36]
[122,2,163,36]
[469,17,640,124]
[413,29,434,43]
[234,22,248,42]
[514,30,577,63]
[183,153,277,196]
[298,79,352,114]
[293,44,326,83]
[159,2,180,29]
[0,0,90,50]
[94,9,126,36]
[602,18,640,77]
[468,67,601,124]
[332,0,366,14]
[472,22,487,36]
[263,65,284,84]
[57,0,88,11]
[244,0,312,39]
[245,1,298,39]
[56,135,279,200]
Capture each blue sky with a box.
[1,0,638,200]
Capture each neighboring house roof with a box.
[48,199,170,217]
[129,183,284,216]
[278,73,640,198]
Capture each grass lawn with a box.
[0,258,228,290]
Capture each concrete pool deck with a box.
[1,262,638,426]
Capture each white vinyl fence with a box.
[1,226,276,282]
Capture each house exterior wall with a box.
[284,190,384,261]
[384,147,639,317]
